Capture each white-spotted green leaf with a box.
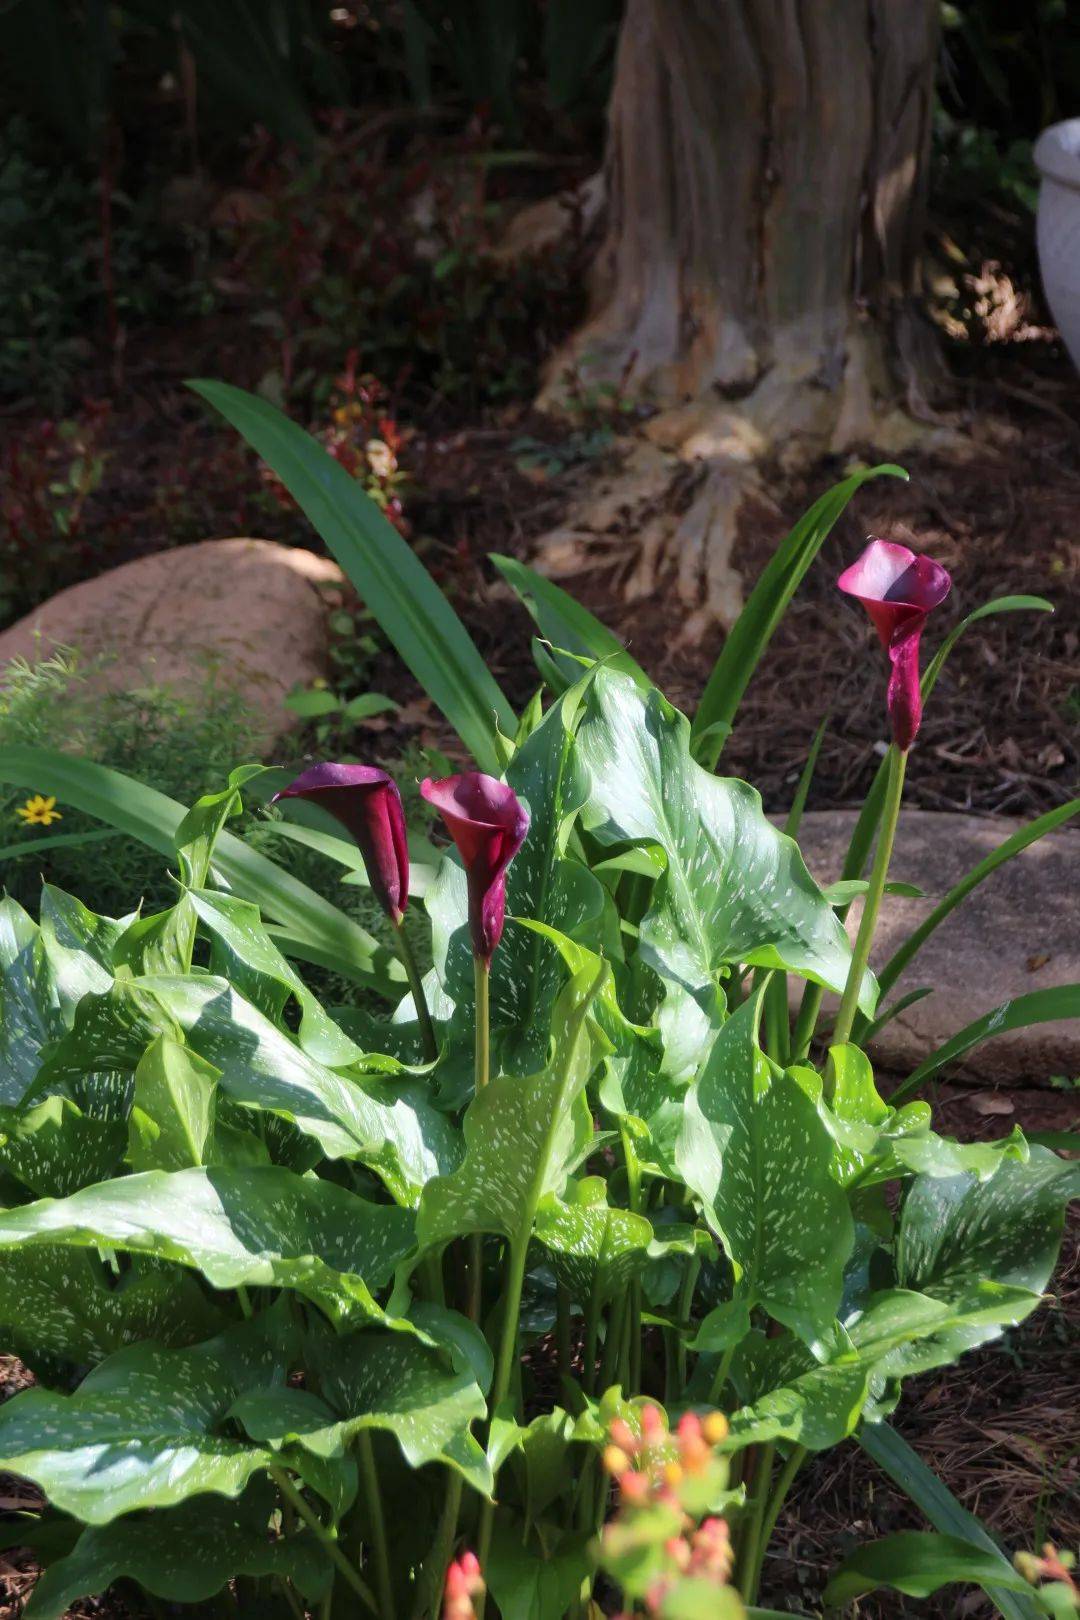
[234,1318,491,1494]
[577,670,874,1050]
[0,1094,125,1198]
[37,886,129,1014]
[676,992,852,1348]
[24,1479,330,1620]
[127,1034,218,1172]
[0,1248,223,1375]
[418,963,608,1252]
[533,1178,694,1308]
[187,888,378,1070]
[0,900,62,1105]
[0,1165,415,1326]
[134,974,458,1204]
[0,1313,295,1523]
[896,1150,1080,1301]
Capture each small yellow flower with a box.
[15,794,62,827]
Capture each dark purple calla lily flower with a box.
[420,772,529,965]
[838,538,952,751]
[272,763,409,922]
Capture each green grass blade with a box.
[0,747,404,996]
[891,986,1080,1101]
[858,1425,1044,1620]
[490,553,652,688]
[853,799,1080,1038]
[189,379,516,773]
[0,827,121,862]
[691,464,908,768]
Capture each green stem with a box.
[744,1444,806,1605]
[474,1237,530,1616]
[392,915,438,1063]
[674,1255,702,1394]
[556,1282,572,1385]
[707,1341,736,1407]
[269,1467,377,1612]
[412,1475,463,1620]
[829,744,907,1064]
[356,1432,394,1620]
[474,956,491,1092]
[468,957,491,1323]
[789,980,823,1064]
[737,1442,775,1602]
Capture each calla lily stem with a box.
[830,743,907,1061]
[390,915,438,1062]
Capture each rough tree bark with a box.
[536,0,944,634]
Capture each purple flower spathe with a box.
[838,538,952,751]
[272,763,409,922]
[420,772,529,965]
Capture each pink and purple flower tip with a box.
[838,538,951,751]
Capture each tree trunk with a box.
[535,0,943,633]
[557,0,939,419]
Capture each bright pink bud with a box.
[420,772,529,965]
[272,763,409,922]
[837,538,951,752]
[443,1552,484,1619]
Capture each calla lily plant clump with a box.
[0,378,1077,1620]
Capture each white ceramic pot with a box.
[1034,118,1080,370]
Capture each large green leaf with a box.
[0,898,61,1105]
[190,379,515,772]
[0,1314,294,1523]
[418,963,607,1252]
[676,994,853,1347]
[24,1479,330,1620]
[823,1531,1038,1608]
[577,670,874,1053]
[234,1316,491,1494]
[0,1094,125,1197]
[893,987,1080,1100]
[691,465,908,766]
[134,974,457,1204]
[896,1150,1080,1300]
[533,1178,693,1309]
[0,1248,222,1376]
[127,1034,218,1172]
[856,1426,1045,1620]
[427,687,604,1073]
[0,747,403,995]
[486,1517,593,1620]
[0,1164,415,1326]
[188,887,378,1069]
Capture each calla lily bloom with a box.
[837,538,951,751]
[421,772,529,965]
[272,763,409,922]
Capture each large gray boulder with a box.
[0,539,343,747]
[793,809,1080,1084]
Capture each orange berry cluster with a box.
[603,1404,730,1508]
[602,1406,734,1618]
[443,1550,485,1620]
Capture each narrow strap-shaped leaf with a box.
[857,1425,1045,1620]
[824,1531,1040,1608]
[855,798,1080,1032]
[0,747,403,996]
[691,464,908,767]
[190,380,516,772]
[490,552,651,688]
[892,986,1080,1101]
